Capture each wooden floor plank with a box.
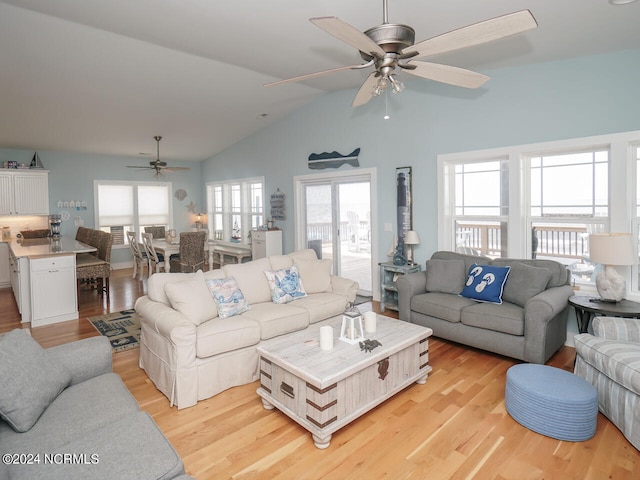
[1,268,639,479]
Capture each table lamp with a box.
[589,233,637,302]
[404,230,420,265]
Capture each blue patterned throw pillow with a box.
[205,277,250,318]
[264,265,308,304]
[459,264,511,304]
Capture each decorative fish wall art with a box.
[308,148,360,170]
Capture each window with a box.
[206,177,264,243]
[453,160,508,257]
[529,149,608,283]
[439,131,640,295]
[95,181,172,246]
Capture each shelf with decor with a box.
[379,261,421,312]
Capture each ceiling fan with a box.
[127,136,190,176]
[265,1,538,107]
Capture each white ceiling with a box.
[1,0,639,162]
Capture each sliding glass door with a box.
[297,170,375,295]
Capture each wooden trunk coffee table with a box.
[256,315,433,448]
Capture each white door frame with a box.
[293,168,378,298]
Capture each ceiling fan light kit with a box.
[266,1,538,108]
[126,136,190,176]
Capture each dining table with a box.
[151,238,252,272]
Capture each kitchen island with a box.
[8,236,96,326]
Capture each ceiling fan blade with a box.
[405,61,490,89]
[162,166,190,172]
[352,72,379,107]
[310,16,386,58]
[407,10,537,59]
[264,63,369,87]
[126,166,153,169]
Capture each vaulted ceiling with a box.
[1,0,639,161]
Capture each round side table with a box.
[568,295,640,333]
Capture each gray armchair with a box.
[574,316,640,450]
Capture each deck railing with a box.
[307,221,588,260]
[456,222,588,259]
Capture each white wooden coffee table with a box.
[256,315,433,448]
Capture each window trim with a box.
[438,130,640,299]
[205,176,265,245]
[94,179,173,249]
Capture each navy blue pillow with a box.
[459,264,511,304]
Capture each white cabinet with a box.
[251,230,283,259]
[0,170,49,215]
[0,243,9,287]
[29,254,77,327]
[9,249,29,320]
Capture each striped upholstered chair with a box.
[574,316,640,450]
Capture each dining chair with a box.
[144,226,166,239]
[76,231,113,298]
[127,231,148,278]
[75,226,90,244]
[141,232,165,275]
[169,231,207,273]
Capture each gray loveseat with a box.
[0,330,191,480]
[397,251,573,364]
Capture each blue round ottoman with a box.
[505,364,598,441]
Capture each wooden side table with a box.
[568,295,640,333]
[379,262,422,312]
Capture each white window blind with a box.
[138,185,170,225]
[97,185,134,226]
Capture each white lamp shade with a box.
[589,233,637,266]
[405,230,420,245]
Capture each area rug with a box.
[87,309,140,352]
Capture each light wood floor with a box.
[1,269,639,479]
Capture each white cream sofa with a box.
[135,249,358,409]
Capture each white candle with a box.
[364,311,377,333]
[320,325,333,351]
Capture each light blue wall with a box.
[0,148,202,265]
[3,49,639,268]
[203,48,640,265]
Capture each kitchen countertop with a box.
[8,236,96,259]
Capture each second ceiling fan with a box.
[266,1,538,107]
[127,136,190,177]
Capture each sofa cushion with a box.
[491,258,569,288]
[461,302,524,336]
[147,271,201,306]
[0,330,72,432]
[295,259,332,294]
[223,258,272,304]
[431,250,489,274]
[425,258,466,294]
[269,249,318,271]
[240,303,309,340]
[264,265,308,304]
[291,292,350,324]
[165,271,219,325]
[196,317,261,358]
[502,262,551,307]
[206,277,250,319]
[460,264,510,304]
[411,292,476,323]
[0,372,139,453]
[6,412,184,480]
